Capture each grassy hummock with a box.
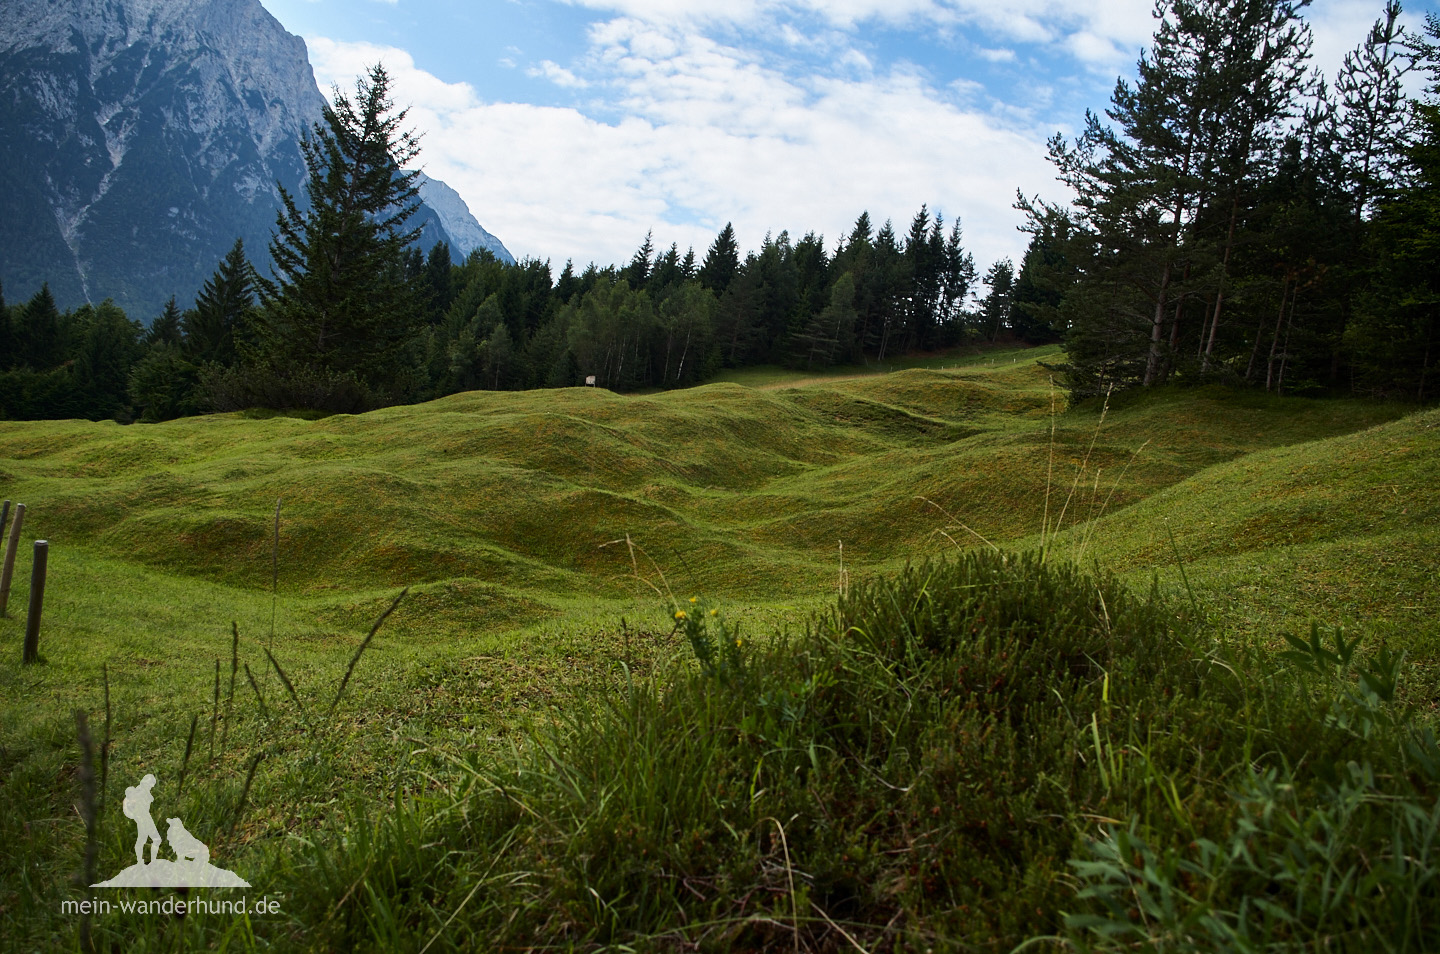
[1,348,1436,949]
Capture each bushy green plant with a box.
[283,551,1231,950]
[1065,624,1440,952]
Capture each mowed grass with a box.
[0,342,1433,948]
[1039,398,1440,702]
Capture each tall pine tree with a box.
[251,64,424,408]
[183,238,256,367]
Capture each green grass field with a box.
[2,343,1436,950]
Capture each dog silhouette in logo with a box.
[166,818,210,867]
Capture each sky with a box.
[257,0,1434,275]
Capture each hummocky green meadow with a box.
[2,344,1438,951]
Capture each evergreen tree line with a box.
[0,65,1025,421]
[0,206,1022,421]
[12,0,1438,423]
[1015,0,1440,402]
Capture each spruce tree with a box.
[699,224,740,294]
[423,242,455,321]
[16,284,61,370]
[871,220,903,359]
[148,298,183,347]
[904,206,940,351]
[1044,0,1313,391]
[1347,10,1440,400]
[939,219,977,339]
[183,239,256,366]
[625,231,655,288]
[1011,206,1079,344]
[1336,0,1413,224]
[253,63,424,405]
[0,282,12,371]
[981,260,1016,342]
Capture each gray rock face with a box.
[416,172,513,264]
[0,0,509,320]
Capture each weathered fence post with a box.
[23,540,48,664]
[1,500,10,543]
[0,502,24,618]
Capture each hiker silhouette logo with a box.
[92,774,249,888]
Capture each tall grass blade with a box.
[229,751,265,837]
[99,663,111,812]
[1051,386,1111,554]
[916,496,999,552]
[267,497,281,690]
[1042,376,1058,559]
[177,713,198,796]
[244,662,270,719]
[208,658,220,765]
[264,647,306,716]
[221,622,239,749]
[1076,439,1150,563]
[1165,521,1201,618]
[73,710,98,952]
[330,587,407,716]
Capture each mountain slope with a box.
[417,173,514,264]
[0,0,508,319]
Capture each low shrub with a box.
[280,550,1438,952]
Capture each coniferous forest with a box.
[2,0,1437,421]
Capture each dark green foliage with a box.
[13,283,62,371]
[6,190,986,416]
[698,222,739,294]
[248,64,425,408]
[147,298,183,348]
[654,279,717,386]
[0,288,142,420]
[1345,11,1440,401]
[1335,0,1413,224]
[69,301,144,420]
[0,282,11,370]
[182,238,256,367]
[1042,0,1313,391]
[128,347,203,422]
[1012,205,1079,344]
[200,361,373,415]
[1037,0,1435,402]
[422,241,454,319]
[624,230,655,288]
[789,271,857,368]
[980,257,1014,342]
[280,551,1438,950]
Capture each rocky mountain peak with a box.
[0,0,508,319]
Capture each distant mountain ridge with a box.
[415,173,512,266]
[0,0,510,321]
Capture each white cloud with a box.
[297,0,1437,282]
[558,0,1158,67]
[305,17,1064,272]
[528,59,590,88]
[978,47,1016,63]
[1307,0,1431,97]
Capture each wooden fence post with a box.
[23,540,48,664]
[1,500,10,543]
[0,502,24,618]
